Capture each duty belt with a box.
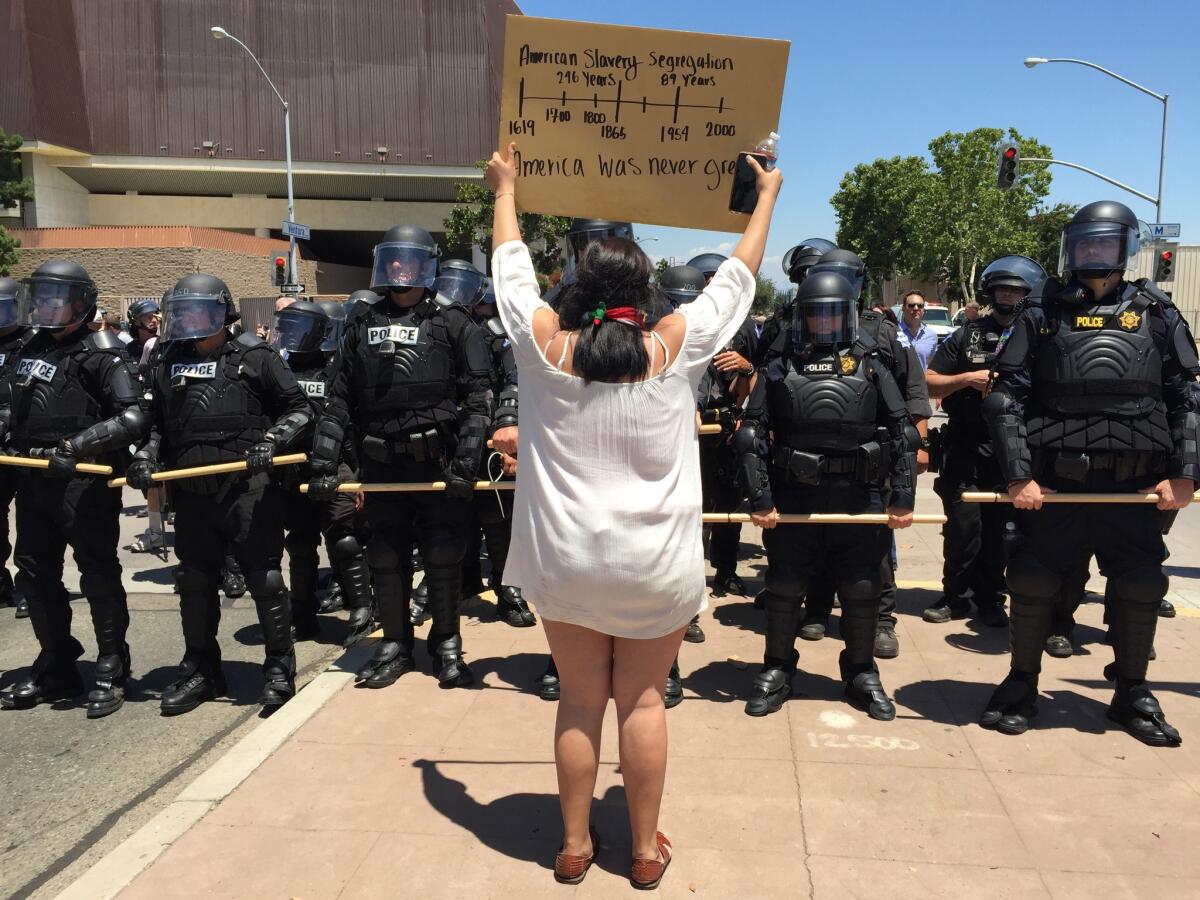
[361,427,445,465]
[1038,449,1166,483]
[771,445,880,485]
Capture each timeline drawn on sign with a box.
[516,78,734,125]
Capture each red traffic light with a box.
[274,256,286,267]
[1004,148,1017,159]
[1161,251,1173,261]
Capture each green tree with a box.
[653,257,669,282]
[830,155,930,300]
[752,275,784,316]
[0,128,34,275]
[443,161,570,276]
[906,127,1053,302]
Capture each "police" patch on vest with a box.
[16,359,57,382]
[169,361,218,379]
[367,325,420,346]
[801,361,835,374]
[1074,315,1106,329]
[298,380,326,398]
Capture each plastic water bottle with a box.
[729,131,780,213]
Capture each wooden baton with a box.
[108,453,309,488]
[0,454,113,475]
[704,512,947,525]
[961,491,1200,505]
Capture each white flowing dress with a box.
[492,240,755,639]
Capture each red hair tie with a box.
[591,305,647,328]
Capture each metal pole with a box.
[283,102,297,284]
[1157,94,1169,222]
[1021,157,1157,205]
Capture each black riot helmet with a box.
[808,248,866,300]
[567,219,635,263]
[782,238,837,284]
[474,278,496,311]
[0,275,22,329]
[794,271,858,348]
[685,253,728,283]
[660,265,706,307]
[272,300,330,354]
[160,273,235,343]
[370,224,440,292]
[433,259,486,307]
[127,297,161,334]
[978,255,1047,313]
[1059,201,1140,280]
[317,300,346,352]
[19,260,98,330]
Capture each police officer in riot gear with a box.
[924,255,1047,627]
[735,271,918,720]
[0,276,31,614]
[274,301,375,647]
[128,274,311,714]
[547,220,636,309]
[752,238,837,364]
[307,225,493,690]
[981,201,1199,745]
[0,261,148,716]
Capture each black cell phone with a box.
[728,152,771,214]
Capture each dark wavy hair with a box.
[555,238,665,383]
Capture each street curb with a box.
[53,642,375,900]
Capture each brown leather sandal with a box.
[554,826,600,885]
[630,831,672,890]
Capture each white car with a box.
[892,304,956,344]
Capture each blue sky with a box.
[517,0,1200,284]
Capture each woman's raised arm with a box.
[730,156,783,275]
[486,143,522,247]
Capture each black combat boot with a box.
[712,570,746,596]
[430,634,474,688]
[683,615,706,644]
[745,650,797,717]
[495,584,536,628]
[980,670,1039,735]
[221,566,247,600]
[538,657,560,701]
[974,600,1009,629]
[338,555,376,647]
[1,646,86,710]
[1107,679,1181,747]
[358,640,415,688]
[922,598,971,623]
[260,654,296,709]
[14,594,30,618]
[161,657,226,716]
[840,652,895,721]
[318,579,344,613]
[1158,598,1176,618]
[409,580,431,626]
[87,645,131,719]
[665,658,684,709]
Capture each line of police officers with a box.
[0,199,1194,747]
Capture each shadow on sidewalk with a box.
[414,758,633,876]
[895,678,1114,733]
[468,651,552,695]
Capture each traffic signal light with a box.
[1153,243,1178,283]
[272,255,287,287]
[996,142,1019,190]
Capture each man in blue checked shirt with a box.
[899,290,938,370]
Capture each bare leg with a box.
[542,618,612,857]
[612,626,687,861]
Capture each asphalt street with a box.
[0,488,353,900]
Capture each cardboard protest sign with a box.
[497,16,789,233]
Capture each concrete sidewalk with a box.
[69,511,1200,899]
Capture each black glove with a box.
[46,440,79,479]
[127,457,159,491]
[307,470,341,503]
[245,439,275,476]
[443,458,475,501]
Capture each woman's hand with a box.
[486,142,518,194]
[745,154,783,198]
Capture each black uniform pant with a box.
[700,436,741,576]
[1006,502,1166,680]
[14,472,128,665]
[464,482,514,591]
[283,463,362,621]
[762,519,892,675]
[361,458,469,655]
[934,445,1010,608]
[173,482,292,676]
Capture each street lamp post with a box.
[210,26,299,285]
[1024,56,1168,222]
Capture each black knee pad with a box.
[367,537,402,572]
[1109,565,1168,605]
[763,588,800,616]
[837,570,882,605]
[423,534,464,570]
[176,565,215,595]
[245,568,286,597]
[764,568,804,599]
[80,571,125,602]
[329,534,363,564]
[1005,553,1061,601]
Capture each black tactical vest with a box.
[1028,289,1171,453]
[288,353,338,417]
[350,300,458,437]
[942,317,1003,425]
[769,347,879,453]
[0,327,31,381]
[155,336,273,471]
[9,332,107,450]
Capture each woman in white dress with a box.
[486,143,781,888]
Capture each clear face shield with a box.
[320,317,345,353]
[19,280,93,330]
[796,297,857,346]
[370,242,438,292]
[806,261,864,299]
[472,280,497,319]
[160,294,228,343]
[1059,221,1139,277]
[432,267,485,307]
[271,308,328,354]
[0,285,22,329]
